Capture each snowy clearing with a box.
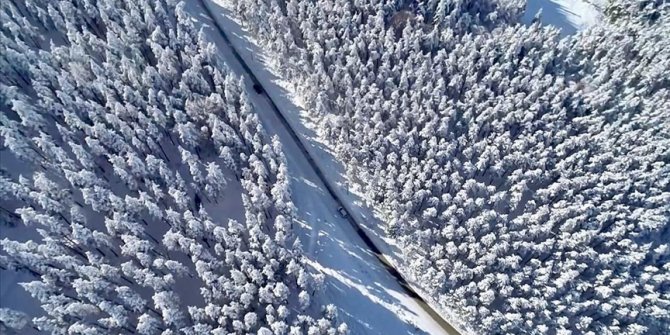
[522,0,603,34]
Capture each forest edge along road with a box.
[197,0,464,334]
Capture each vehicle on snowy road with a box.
[337,206,348,218]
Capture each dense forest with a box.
[0,0,346,334]
[230,0,669,334]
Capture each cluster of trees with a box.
[230,0,669,333]
[0,0,346,334]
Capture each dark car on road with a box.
[252,83,264,94]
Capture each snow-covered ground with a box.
[522,0,603,35]
[0,115,246,334]
[187,1,460,334]
[1,153,48,328]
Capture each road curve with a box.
[196,1,464,334]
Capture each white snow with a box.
[522,0,603,35]
[188,0,462,334]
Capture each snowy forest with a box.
[1,0,669,334]
[0,0,346,334]
[228,0,670,334]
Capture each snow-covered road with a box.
[186,1,460,334]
